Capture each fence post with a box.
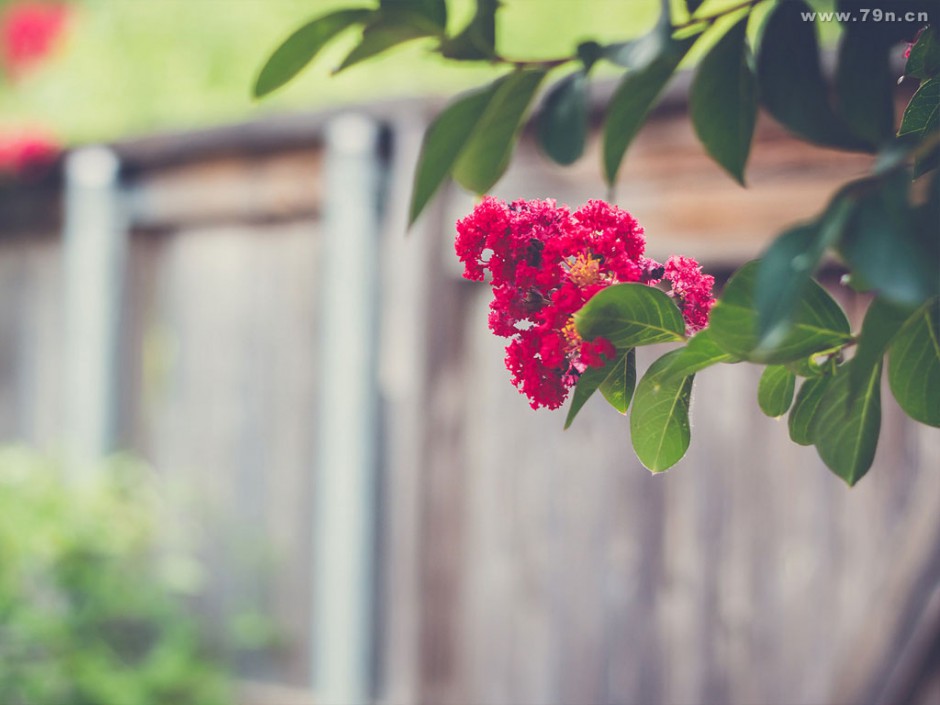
[312,114,382,704]
[62,146,126,481]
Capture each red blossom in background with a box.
[1,2,68,77]
[456,197,715,411]
[0,128,60,177]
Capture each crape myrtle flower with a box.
[456,197,716,411]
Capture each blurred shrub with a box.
[0,447,232,705]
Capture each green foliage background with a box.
[0,0,677,143]
[0,448,231,705]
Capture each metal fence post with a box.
[312,114,382,705]
[62,146,126,480]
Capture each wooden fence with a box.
[0,96,938,705]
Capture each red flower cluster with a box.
[1,2,68,77]
[0,128,59,177]
[455,197,715,410]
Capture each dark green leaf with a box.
[576,41,603,71]
[658,328,739,382]
[888,298,940,426]
[381,0,447,29]
[689,17,757,184]
[453,68,547,194]
[906,25,940,81]
[812,359,882,486]
[439,0,498,60]
[850,297,914,402]
[574,283,687,348]
[254,9,372,98]
[788,375,832,445]
[537,71,589,165]
[836,27,894,146]
[630,349,695,472]
[599,348,637,414]
[336,19,432,74]
[758,365,796,417]
[755,194,853,344]
[603,33,696,183]
[710,261,852,363]
[756,0,868,151]
[409,81,498,224]
[785,355,825,379]
[839,173,938,306]
[565,351,619,429]
[899,77,940,138]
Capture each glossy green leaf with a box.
[899,77,940,138]
[710,261,852,363]
[755,194,854,344]
[785,355,825,379]
[453,69,547,194]
[836,27,894,146]
[254,9,372,97]
[565,351,619,429]
[537,71,589,165]
[630,349,695,472]
[408,81,498,224]
[758,365,796,417]
[812,359,882,486]
[888,298,940,427]
[906,26,940,81]
[599,348,637,414]
[603,33,696,183]
[336,19,432,73]
[658,328,739,382]
[439,0,498,60]
[756,0,868,151]
[689,17,757,184]
[788,375,832,445]
[839,174,938,306]
[850,297,914,402]
[574,283,686,349]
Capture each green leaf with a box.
[850,297,914,403]
[788,375,832,445]
[599,348,637,414]
[630,349,695,473]
[658,328,739,382]
[453,68,548,194]
[812,359,882,486]
[565,352,618,429]
[336,18,432,74]
[254,9,372,98]
[537,71,589,165]
[888,298,940,427]
[408,81,498,224]
[838,174,938,306]
[906,26,940,81]
[899,77,940,138]
[439,0,498,60]
[565,349,636,428]
[756,0,868,151]
[689,16,757,185]
[754,194,854,343]
[574,283,687,349]
[709,261,852,363]
[382,0,447,29]
[603,33,696,183]
[836,27,894,146]
[758,365,796,417]
[686,0,706,14]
